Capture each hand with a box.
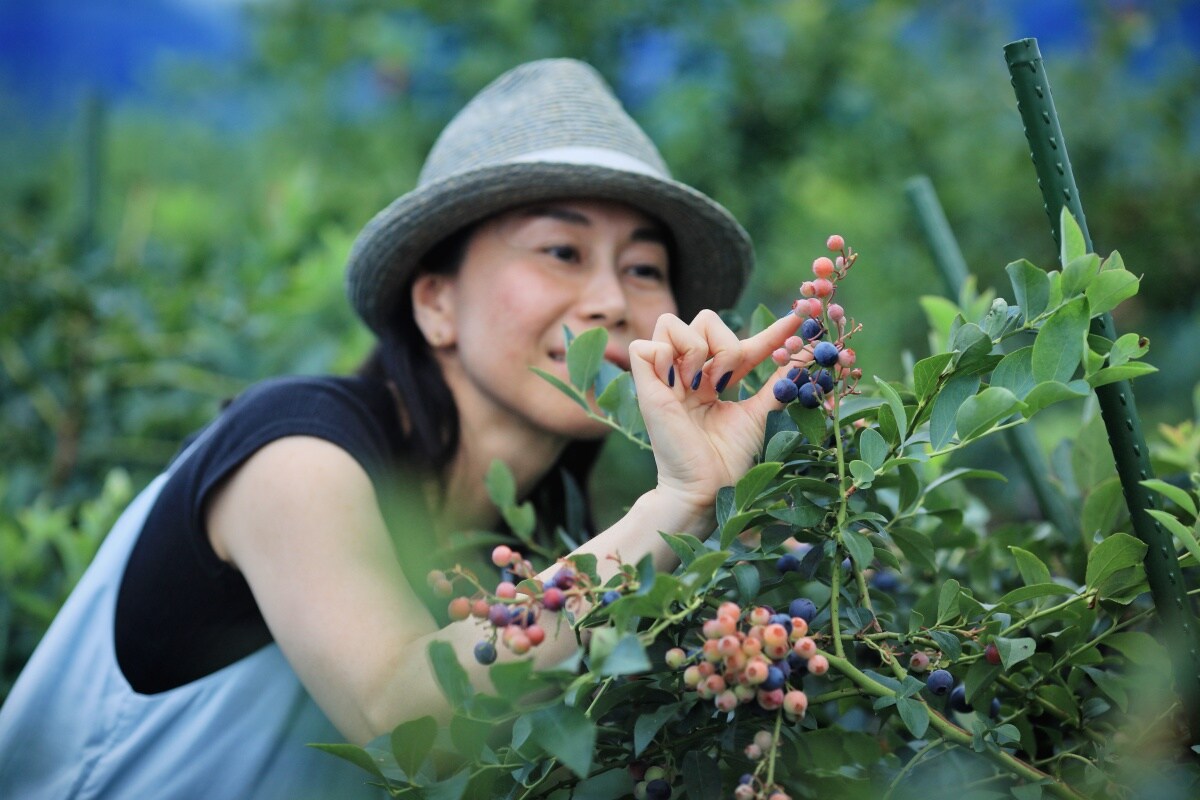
[627,309,804,516]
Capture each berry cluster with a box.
[666,598,826,722]
[772,235,863,411]
[628,763,675,800]
[925,666,1001,718]
[428,545,607,665]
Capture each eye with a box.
[544,244,580,263]
[626,263,668,283]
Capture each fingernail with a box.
[667,365,675,388]
[691,370,703,391]
[715,371,733,393]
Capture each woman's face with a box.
[421,198,677,440]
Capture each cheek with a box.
[629,294,678,337]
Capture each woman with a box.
[0,59,800,798]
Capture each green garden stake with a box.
[1005,37,1200,739]
[905,175,1079,540]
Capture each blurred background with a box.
[1,0,1198,695]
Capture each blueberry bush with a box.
[319,212,1199,799]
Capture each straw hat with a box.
[345,58,754,334]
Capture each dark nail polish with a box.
[667,365,675,387]
[715,371,733,393]
[691,370,703,391]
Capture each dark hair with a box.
[357,224,601,543]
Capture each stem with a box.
[765,710,784,789]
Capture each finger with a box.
[738,311,805,368]
[628,338,678,398]
[650,313,707,392]
[681,309,744,393]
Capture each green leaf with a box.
[573,769,635,800]
[1082,477,1126,538]
[1080,666,1129,712]
[1060,207,1088,264]
[660,532,705,567]
[715,486,735,530]
[732,562,761,604]
[1086,269,1140,316]
[307,743,388,781]
[874,377,908,444]
[391,715,437,778]
[597,634,652,677]
[484,459,516,508]
[950,323,995,373]
[764,430,801,463]
[449,714,493,760]
[767,493,827,528]
[895,696,930,738]
[1085,533,1148,592]
[891,527,937,573]
[720,511,765,549]
[1107,332,1149,368]
[849,459,876,488]
[929,374,979,450]
[681,550,730,589]
[1009,547,1052,587]
[596,372,645,437]
[928,630,962,661]
[1061,254,1101,297]
[790,403,828,446]
[428,641,473,708]
[995,636,1036,669]
[956,386,1022,441]
[859,427,887,470]
[1087,362,1158,388]
[1140,479,1197,518]
[913,352,955,402]
[735,462,783,510]
[1022,379,1091,416]
[681,751,722,800]
[1104,631,1170,667]
[567,327,608,391]
[989,346,1036,400]
[634,704,681,756]
[528,705,596,778]
[530,367,589,411]
[1072,415,1117,493]
[841,527,874,568]
[1147,510,1200,566]
[919,295,962,345]
[1005,259,1051,321]
[997,584,1073,609]
[502,502,536,542]
[1032,296,1089,383]
[937,579,962,625]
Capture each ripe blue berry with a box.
[926,669,953,696]
[786,366,804,383]
[990,697,1001,718]
[768,613,793,633]
[814,368,834,394]
[774,657,792,680]
[813,341,839,367]
[488,604,511,627]
[645,779,672,800]
[738,774,754,786]
[474,641,497,665]
[601,590,621,606]
[776,553,800,573]
[797,382,821,408]
[950,684,972,713]
[789,598,817,622]
[786,651,809,675]
[762,666,785,691]
[549,568,575,589]
[773,378,798,403]
[871,571,900,592]
[800,318,824,341]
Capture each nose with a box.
[576,263,628,329]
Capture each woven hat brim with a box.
[345,162,754,335]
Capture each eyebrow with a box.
[521,205,669,246]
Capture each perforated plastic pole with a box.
[905,175,1079,541]
[1005,37,1200,738]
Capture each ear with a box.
[411,273,458,348]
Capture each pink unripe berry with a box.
[744,743,763,761]
[762,624,788,648]
[542,586,565,612]
[488,604,510,627]
[508,629,531,655]
[724,651,748,672]
[734,684,756,702]
[703,673,727,695]
[789,617,809,640]
[784,335,804,354]
[835,255,846,269]
[715,690,738,712]
[850,367,862,379]
[783,689,809,718]
[749,607,772,626]
[665,647,687,669]
[432,578,453,597]
[757,688,784,710]
[491,545,513,567]
[426,569,446,587]
[794,637,817,659]
[771,347,790,366]
[741,637,763,657]
[769,792,792,800]
[735,785,756,800]
[812,257,835,279]
[800,281,816,298]
[683,665,703,688]
[806,298,824,317]
[909,651,930,672]
[754,730,774,750]
[718,601,742,618]
[718,635,742,658]
[697,661,716,678]
[765,642,790,661]
[744,658,769,685]
[496,581,517,599]
[838,348,856,368]
[702,619,724,640]
[702,639,722,663]
[812,278,834,298]
[526,625,545,646]
[448,597,471,621]
[471,599,490,618]
[807,654,830,675]
[826,234,845,252]
[828,303,845,321]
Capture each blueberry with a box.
[871,571,900,592]
[499,568,518,584]
[773,378,799,403]
[813,341,839,367]
[926,669,953,697]
[786,366,803,382]
[768,613,793,633]
[601,590,621,606]
[776,553,800,573]
[788,598,817,622]
[646,779,672,800]
[791,367,811,386]
[786,651,809,675]
[762,666,785,691]
[549,568,575,589]
[738,774,754,786]
[814,368,834,394]
[774,657,792,680]
[797,382,821,408]
[989,697,1001,718]
[800,318,824,341]
[474,641,497,665]
[950,684,973,713]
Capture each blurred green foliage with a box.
[1,0,1197,696]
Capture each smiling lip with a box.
[548,345,630,372]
